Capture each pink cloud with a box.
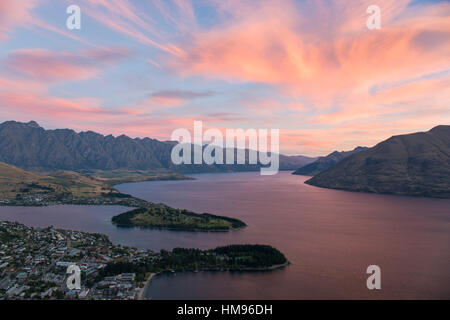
[0,91,130,120]
[0,0,39,40]
[80,0,186,56]
[134,89,216,111]
[5,47,130,81]
[169,1,450,104]
[139,96,185,109]
[0,74,138,126]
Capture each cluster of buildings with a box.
[3,192,149,207]
[0,221,156,300]
[92,273,139,300]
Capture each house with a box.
[118,273,135,282]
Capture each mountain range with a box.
[2,121,448,198]
[305,125,450,198]
[293,146,368,176]
[0,121,316,173]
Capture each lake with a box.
[1,172,449,299]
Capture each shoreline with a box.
[137,261,289,299]
[113,223,246,233]
[200,260,290,272]
[0,204,245,233]
[137,273,159,300]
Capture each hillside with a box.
[0,121,314,173]
[305,126,450,198]
[293,146,367,176]
[0,161,121,201]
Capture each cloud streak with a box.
[5,47,130,81]
[0,0,39,40]
[169,0,450,103]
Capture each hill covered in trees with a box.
[99,244,289,279]
[112,206,246,231]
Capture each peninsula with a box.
[0,161,246,231]
[0,221,287,300]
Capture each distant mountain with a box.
[0,121,314,173]
[293,146,368,176]
[305,126,450,198]
[0,120,171,171]
[278,154,317,170]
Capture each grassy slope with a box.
[81,169,191,186]
[0,162,119,200]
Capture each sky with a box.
[0,0,449,156]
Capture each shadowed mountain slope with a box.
[293,146,368,176]
[0,121,315,173]
[305,126,450,198]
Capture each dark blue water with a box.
[0,172,449,299]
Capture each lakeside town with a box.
[0,220,288,300]
[0,221,154,300]
[0,192,150,208]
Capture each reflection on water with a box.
[0,172,449,299]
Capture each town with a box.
[0,221,155,300]
[0,221,288,300]
[0,191,149,208]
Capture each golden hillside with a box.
[0,162,116,200]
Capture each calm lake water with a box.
[0,172,449,299]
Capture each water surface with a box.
[0,172,449,299]
[118,172,450,299]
